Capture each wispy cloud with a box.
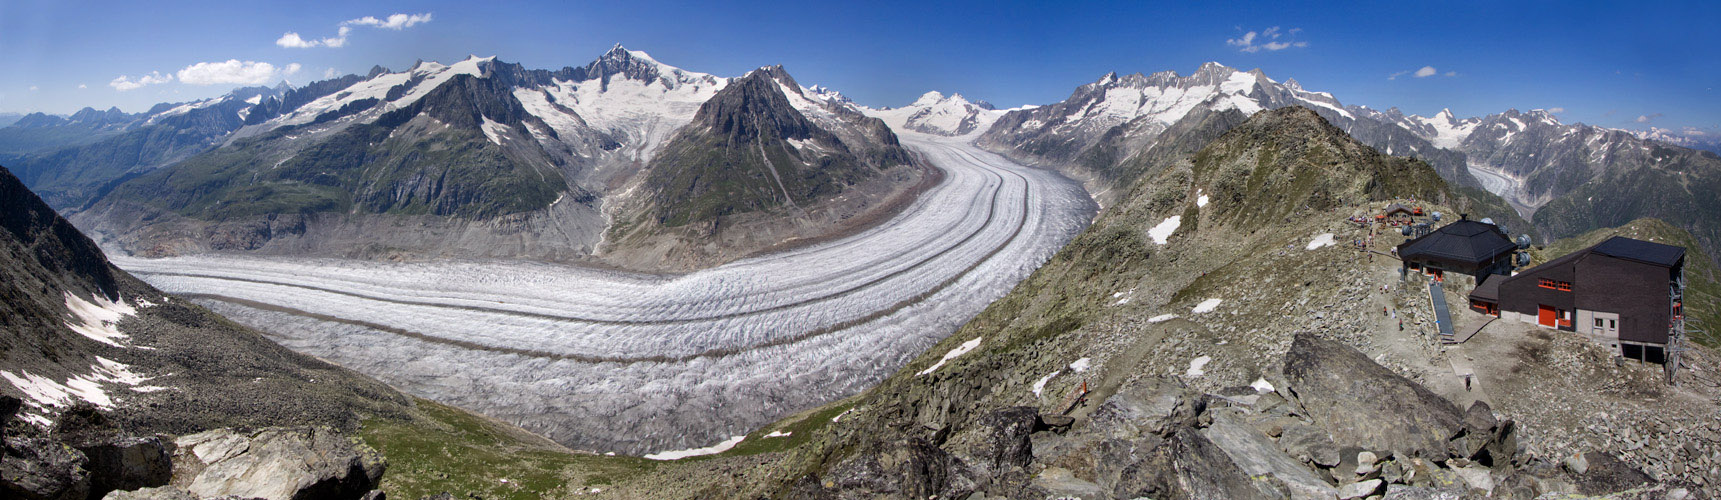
[323,67,340,79]
[110,71,173,91]
[77,83,87,89]
[1389,66,1458,80]
[1635,113,1663,124]
[278,12,433,49]
[1547,107,1565,114]
[1226,26,1307,53]
[345,13,433,30]
[177,60,295,85]
[28,86,38,91]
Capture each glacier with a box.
[114,132,1097,455]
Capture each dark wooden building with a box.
[1469,236,1685,363]
[1396,219,1517,280]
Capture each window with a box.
[1595,318,1604,328]
[1538,278,1572,291]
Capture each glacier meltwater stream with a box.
[112,133,1096,455]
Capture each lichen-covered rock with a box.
[1,434,91,500]
[77,434,175,498]
[1282,333,1464,460]
[1279,422,1342,468]
[791,438,976,500]
[102,486,199,500]
[170,427,384,500]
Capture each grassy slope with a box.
[1534,218,1721,348]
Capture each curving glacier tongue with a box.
[114,132,1097,455]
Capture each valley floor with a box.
[109,133,1098,456]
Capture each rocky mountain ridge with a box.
[56,46,919,272]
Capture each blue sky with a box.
[2,0,1716,135]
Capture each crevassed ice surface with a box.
[114,133,1096,455]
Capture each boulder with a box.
[794,438,976,499]
[1282,334,1464,460]
[969,407,1038,471]
[1462,401,1497,434]
[1572,451,1652,496]
[171,427,385,500]
[1337,478,1382,499]
[1201,411,1338,499]
[1088,376,1201,441]
[1113,427,1280,500]
[77,435,175,498]
[1035,414,1074,434]
[2,433,91,500]
[1279,423,1341,468]
[1452,464,1494,494]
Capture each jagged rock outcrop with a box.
[169,427,384,500]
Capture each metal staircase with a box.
[1429,281,1456,344]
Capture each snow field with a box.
[1186,356,1212,377]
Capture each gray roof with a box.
[1396,219,1516,265]
[1592,236,1685,267]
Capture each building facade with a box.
[1471,236,1685,364]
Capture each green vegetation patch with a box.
[362,399,659,499]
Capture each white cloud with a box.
[323,67,340,79]
[177,60,285,85]
[278,13,431,49]
[1226,26,1308,53]
[1389,66,1457,80]
[1635,113,1662,124]
[1548,107,1565,114]
[109,71,173,91]
[28,86,38,91]
[345,13,433,30]
[284,63,302,75]
[77,84,87,89]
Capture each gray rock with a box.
[1462,400,1497,434]
[1565,451,1589,475]
[1279,423,1341,467]
[1089,376,1201,441]
[1115,427,1280,500]
[969,406,1037,472]
[77,435,175,498]
[1381,483,1465,500]
[794,438,976,499]
[1283,334,1464,460]
[103,486,199,500]
[2,434,91,500]
[1029,467,1104,499]
[1201,412,1338,500]
[171,427,384,500]
[1337,478,1382,499]
[1355,450,1380,476]
[1452,465,1494,494]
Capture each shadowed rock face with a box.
[1283,332,1464,459]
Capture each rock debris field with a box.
[112,133,1097,455]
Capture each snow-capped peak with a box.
[913,91,946,106]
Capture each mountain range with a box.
[20,46,920,272]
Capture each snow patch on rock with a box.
[1148,216,1181,245]
[1192,298,1223,314]
[645,435,745,460]
[1185,356,1212,377]
[918,337,982,376]
[1306,233,1335,250]
[64,292,137,347]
